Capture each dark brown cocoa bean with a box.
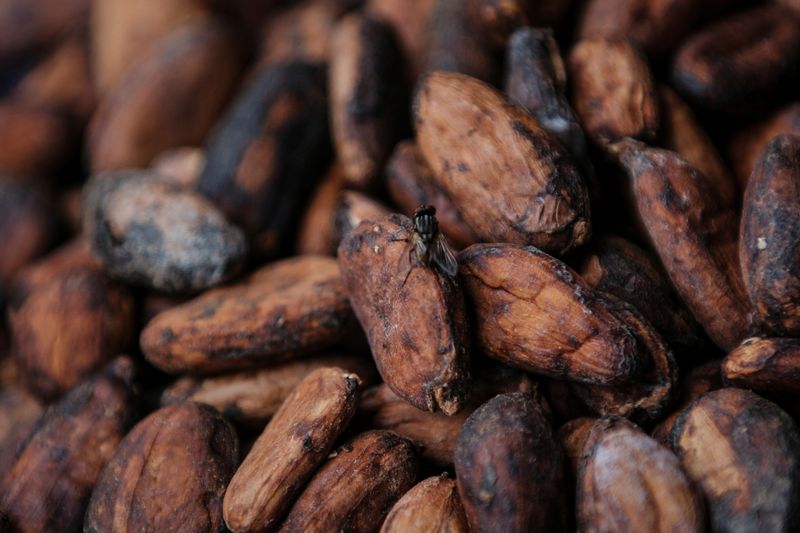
[198,62,330,257]
[505,28,590,169]
[162,352,377,428]
[613,139,753,351]
[672,388,800,533]
[279,430,418,533]
[0,357,138,533]
[740,134,800,336]
[455,392,565,532]
[85,402,238,533]
[89,14,243,171]
[723,338,800,396]
[224,367,360,532]
[671,5,800,112]
[578,234,702,358]
[385,141,477,248]
[729,102,800,186]
[381,474,469,533]
[578,418,705,533]
[141,255,356,373]
[414,71,591,254]
[8,241,135,399]
[84,169,247,293]
[329,12,404,188]
[337,214,471,415]
[568,38,660,145]
[333,190,392,243]
[459,243,638,385]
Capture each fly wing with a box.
[432,234,459,277]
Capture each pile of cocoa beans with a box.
[2,0,800,531]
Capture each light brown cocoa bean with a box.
[381,474,469,533]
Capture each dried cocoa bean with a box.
[198,62,330,256]
[723,338,800,396]
[459,243,638,385]
[729,102,800,186]
[614,139,752,351]
[338,214,471,415]
[141,255,356,373]
[279,430,418,533]
[85,402,238,533]
[671,5,800,112]
[740,134,800,336]
[465,0,528,47]
[568,38,660,145]
[89,14,243,171]
[8,241,134,399]
[224,367,360,532]
[578,234,702,358]
[658,85,737,209]
[381,474,469,533]
[0,357,138,533]
[329,12,404,188]
[578,418,705,533]
[455,392,565,532]
[414,71,591,253]
[557,416,597,476]
[366,0,435,80]
[84,169,247,293]
[162,352,377,427]
[672,388,800,533]
[505,28,590,169]
[385,141,477,248]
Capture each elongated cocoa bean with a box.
[414,71,591,254]
[85,402,238,533]
[338,214,471,415]
[381,474,469,533]
[723,338,800,396]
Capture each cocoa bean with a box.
[333,190,392,243]
[162,352,377,428]
[613,139,752,350]
[279,430,418,533]
[151,146,206,190]
[141,255,356,373]
[0,101,74,176]
[0,357,138,533]
[366,0,435,81]
[84,169,247,293]
[8,241,135,399]
[455,392,565,532]
[723,338,800,396]
[338,214,471,415]
[89,14,243,171]
[198,62,330,256]
[671,5,800,112]
[381,474,469,533]
[0,386,43,480]
[329,12,404,188]
[672,388,800,533]
[568,38,660,145]
[85,402,238,533]
[224,367,360,532]
[414,71,591,253]
[459,243,638,385]
[739,134,800,336]
[465,0,529,47]
[297,164,347,256]
[578,418,705,533]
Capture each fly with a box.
[393,205,458,285]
